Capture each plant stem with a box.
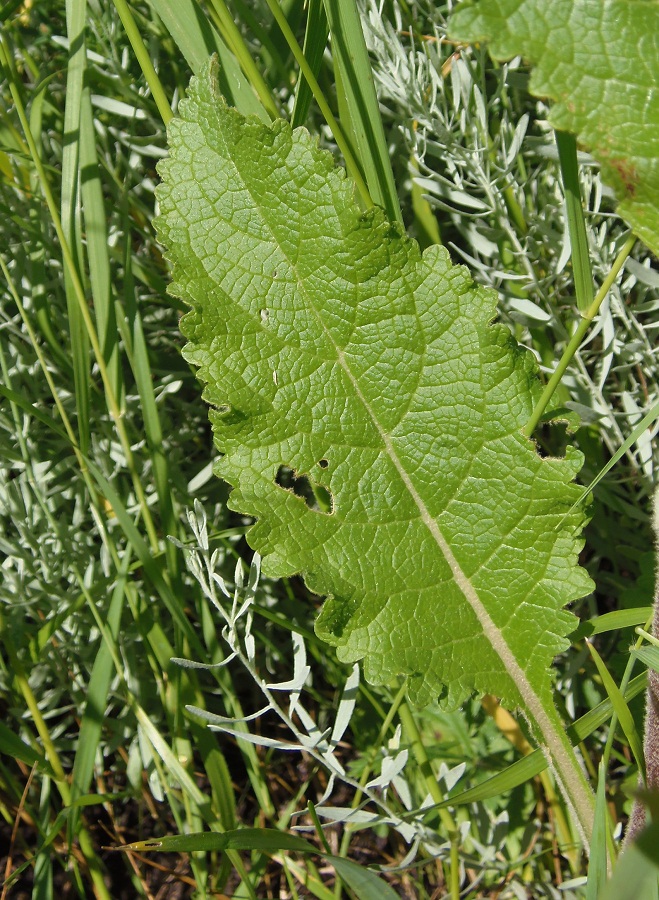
[482,696,580,871]
[333,681,406,898]
[397,698,461,900]
[112,0,173,125]
[523,234,636,437]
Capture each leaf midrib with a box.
[209,112,561,732]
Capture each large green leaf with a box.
[155,58,592,717]
[449,0,659,257]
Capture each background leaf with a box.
[448,0,659,256]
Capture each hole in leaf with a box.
[275,465,333,514]
[318,458,329,469]
[260,309,269,323]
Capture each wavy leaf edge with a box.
[155,58,594,721]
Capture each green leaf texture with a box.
[156,59,593,710]
[449,0,659,257]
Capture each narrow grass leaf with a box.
[61,0,90,455]
[633,646,659,675]
[79,86,122,402]
[555,130,593,314]
[572,607,653,640]
[204,0,279,119]
[146,0,269,120]
[329,855,400,900]
[0,385,70,443]
[292,0,328,128]
[411,157,442,249]
[587,640,645,782]
[585,761,610,900]
[83,459,206,660]
[281,857,337,900]
[192,730,237,830]
[428,673,648,812]
[118,210,180,572]
[130,702,257,889]
[324,0,402,223]
[110,828,315,854]
[68,554,130,838]
[566,399,659,516]
[0,722,54,777]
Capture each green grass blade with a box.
[588,640,645,783]
[329,856,400,900]
[523,233,637,438]
[111,0,173,125]
[634,646,659,674]
[572,607,653,640]
[0,0,24,21]
[567,398,659,516]
[262,0,372,208]
[25,71,75,373]
[79,86,123,405]
[191,726,238,831]
[0,384,70,443]
[555,130,593,314]
[230,0,287,79]
[323,0,402,223]
[585,761,610,900]
[112,828,315,854]
[111,828,399,900]
[86,461,202,654]
[146,0,269,120]
[0,721,55,777]
[205,0,279,119]
[0,26,163,554]
[118,207,180,572]
[292,0,328,128]
[61,0,91,455]
[33,796,54,900]
[67,553,130,839]
[410,155,442,248]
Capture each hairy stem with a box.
[625,488,659,846]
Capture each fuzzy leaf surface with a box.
[449,0,659,256]
[156,60,593,710]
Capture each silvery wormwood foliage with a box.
[171,500,469,865]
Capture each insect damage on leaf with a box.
[155,57,593,712]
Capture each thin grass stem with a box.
[523,234,637,437]
[111,0,173,125]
